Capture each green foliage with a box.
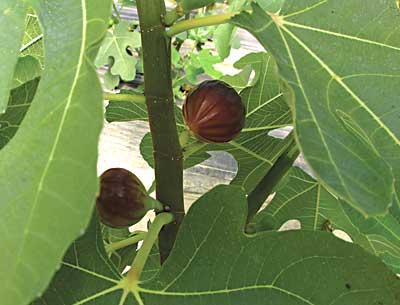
[214,23,237,59]
[104,58,121,90]
[32,213,123,305]
[220,52,265,90]
[233,1,400,217]
[0,78,39,149]
[105,89,148,122]
[184,49,223,81]
[171,44,223,99]
[257,0,285,11]
[252,166,400,274]
[107,52,292,193]
[0,1,112,305]
[96,20,142,89]
[141,185,400,304]
[178,0,218,12]
[1,0,399,304]
[214,0,247,59]
[0,1,27,113]
[11,56,41,89]
[102,226,138,273]
[35,186,400,304]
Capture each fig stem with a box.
[103,92,146,104]
[144,196,164,212]
[137,0,185,263]
[166,12,239,37]
[246,132,300,223]
[106,231,147,253]
[127,213,174,282]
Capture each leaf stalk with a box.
[166,12,238,37]
[105,232,147,254]
[104,92,146,103]
[246,132,300,223]
[126,213,174,283]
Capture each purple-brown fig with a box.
[96,168,160,228]
[182,80,245,143]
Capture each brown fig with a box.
[96,168,161,228]
[182,80,245,143]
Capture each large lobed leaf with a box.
[0,1,27,113]
[253,166,400,274]
[32,213,123,305]
[33,213,160,305]
[233,0,400,216]
[0,1,112,304]
[140,185,400,305]
[35,186,400,305]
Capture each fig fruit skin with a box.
[182,80,245,143]
[96,168,148,228]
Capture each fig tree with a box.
[182,80,245,143]
[96,168,161,228]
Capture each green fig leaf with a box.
[253,166,400,274]
[96,20,141,81]
[0,1,112,304]
[0,1,27,113]
[233,1,400,216]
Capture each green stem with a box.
[126,213,174,282]
[112,3,122,22]
[104,92,146,103]
[166,12,238,37]
[106,232,147,253]
[246,132,300,223]
[137,0,185,263]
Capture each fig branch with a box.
[136,0,185,263]
[165,12,239,37]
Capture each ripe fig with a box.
[182,80,245,143]
[96,168,161,228]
